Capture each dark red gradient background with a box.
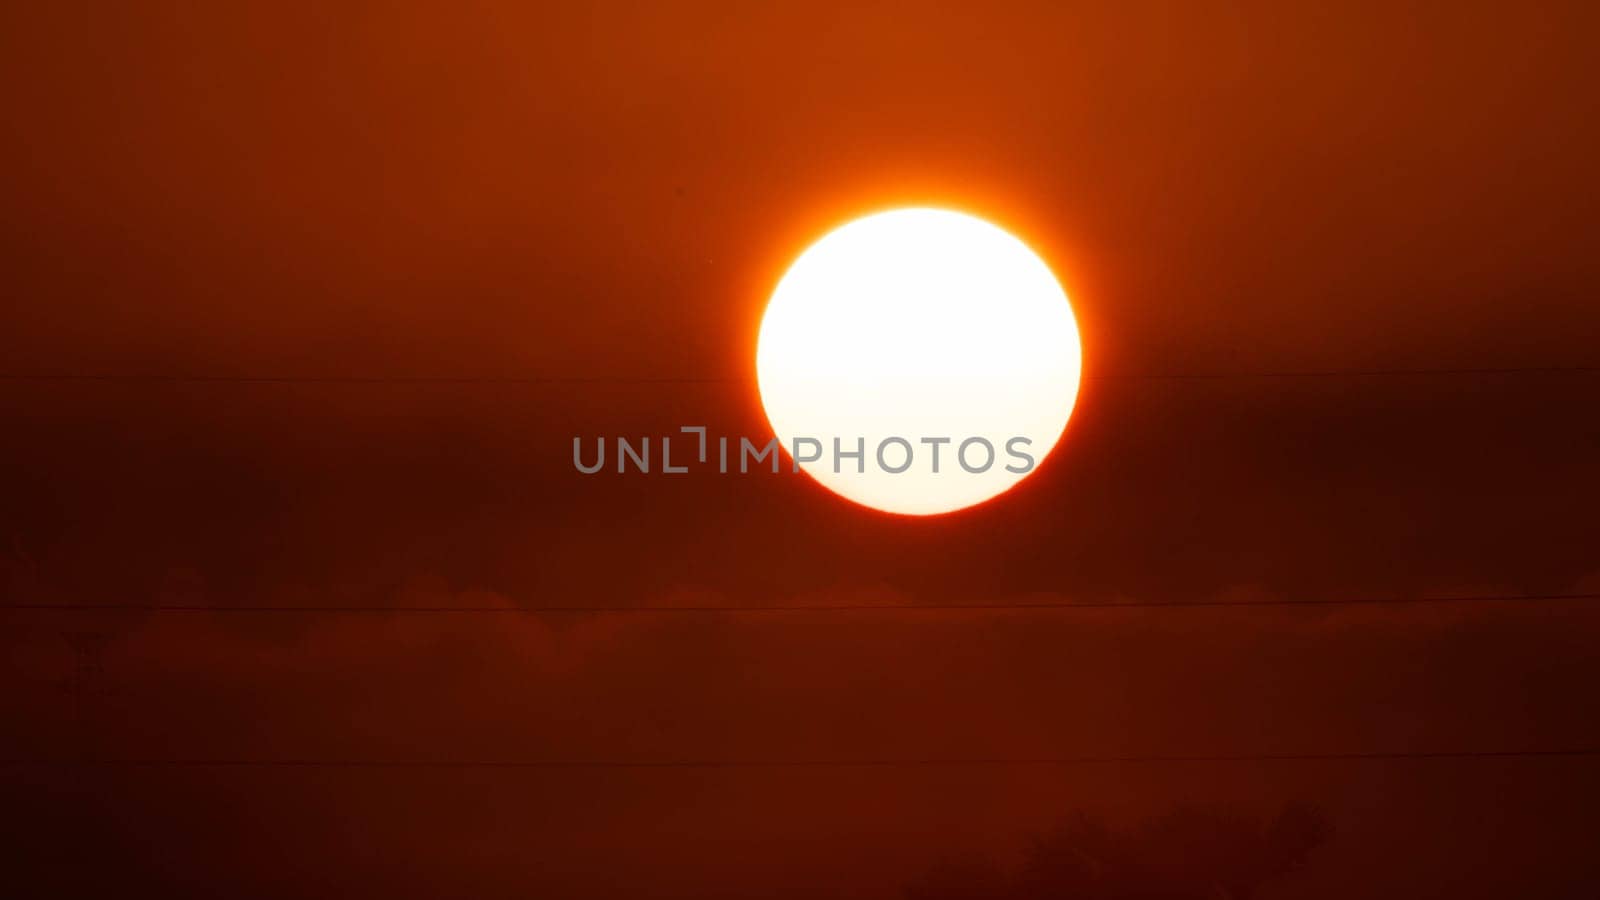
[3,2,1599,897]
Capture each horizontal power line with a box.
[2,366,1599,385]
[5,591,1598,615]
[6,748,1599,770]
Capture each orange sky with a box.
[3,2,1599,897]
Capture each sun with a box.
[756,207,1082,515]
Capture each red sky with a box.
[3,2,1599,897]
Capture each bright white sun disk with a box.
[756,208,1082,515]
